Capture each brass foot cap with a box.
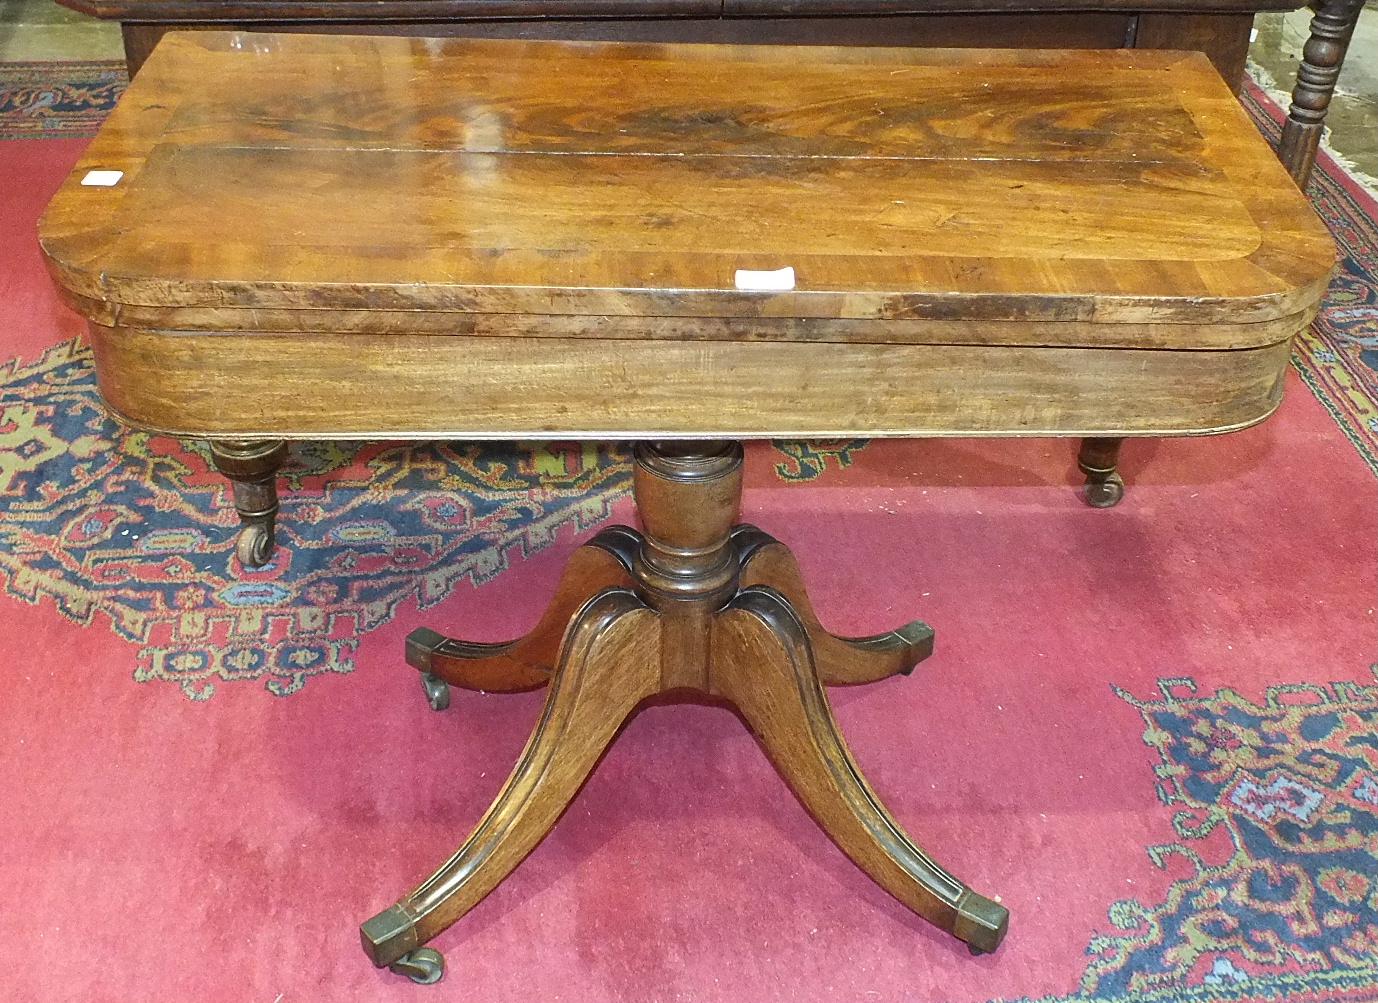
[361,904,420,969]
[405,627,447,672]
[954,891,1009,955]
[897,620,936,673]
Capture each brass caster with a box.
[1083,472,1124,509]
[236,523,276,566]
[419,671,451,711]
[388,947,445,984]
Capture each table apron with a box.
[88,324,1293,440]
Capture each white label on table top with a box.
[80,170,124,187]
[734,266,795,292]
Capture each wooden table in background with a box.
[54,0,1368,194]
[39,31,1334,984]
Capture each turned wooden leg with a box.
[361,589,661,979]
[629,441,743,695]
[1077,436,1125,508]
[1132,14,1254,91]
[121,24,167,78]
[123,23,234,77]
[712,587,1007,954]
[209,439,287,566]
[1277,0,1364,188]
[404,528,638,708]
[733,525,934,685]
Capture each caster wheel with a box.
[388,947,445,984]
[1083,473,1124,509]
[419,671,451,711]
[236,523,276,566]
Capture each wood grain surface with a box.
[364,449,1007,970]
[39,31,1334,439]
[385,590,663,958]
[60,0,1307,22]
[42,34,1333,319]
[86,324,1293,438]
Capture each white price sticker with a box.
[734,266,795,292]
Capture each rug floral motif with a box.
[0,340,632,698]
[0,60,127,140]
[1008,672,1378,1003]
[769,439,872,481]
[0,338,875,700]
[1241,82,1378,477]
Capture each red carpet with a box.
[1,83,1376,1002]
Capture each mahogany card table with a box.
[39,31,1334,984]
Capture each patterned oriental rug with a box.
[0,63,1375,1003]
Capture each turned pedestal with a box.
[359,442,1008,983]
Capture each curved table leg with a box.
[405,529,638,700]
[362,589,662,973]
[732,525,933,686]
[711,586,1008,955]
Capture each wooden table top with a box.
[38,32,1336,440]
[41,32,1333,335]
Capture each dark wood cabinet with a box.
[58,0,1286,84]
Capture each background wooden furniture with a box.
[39,32,1334,982]
[53,0,1363,191]
[95,4,1263,84]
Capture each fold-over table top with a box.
[42,31,1333,338]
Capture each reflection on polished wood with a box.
[733,525,934,686]
[40,35,1333,448]
[38,32,1334,983]
[361,443,1007,981]
[42,33,1333,339]
[404,540,636,695]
